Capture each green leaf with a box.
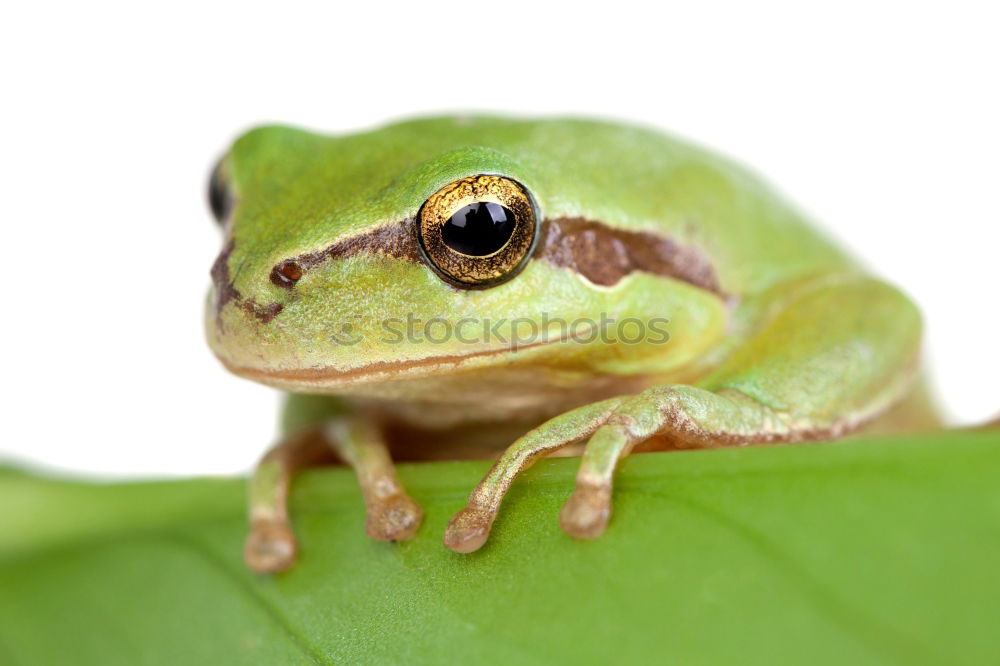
[2,431,999,665]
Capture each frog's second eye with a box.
[207,160,233,226]
[418,175,536,288]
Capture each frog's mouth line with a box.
[220,323,599,389]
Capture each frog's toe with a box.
[366,493,424,541]
[244,518,297,574]
[444,507,495,553]
[560,482,612,539]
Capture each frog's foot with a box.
[443,507,495,553]
[560,482,613,539]
[559,424,632,539]
[363,488,424,541]
[444,386,787,553]
[324,419,424,543]
[245,517,297,573]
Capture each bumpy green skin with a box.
[208,116,925,556]
[209,116,919,432]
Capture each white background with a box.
[2,2,997,478]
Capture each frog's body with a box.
[207,117,932,572]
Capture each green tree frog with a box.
[206,116,937,573]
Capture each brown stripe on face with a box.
[266,216,720,295]
[210,239,239,317]
[537,218,721,293]
[211,239,285,325]
[270,221,420,288]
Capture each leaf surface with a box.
[1,431,998,665]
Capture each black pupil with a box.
[441,202,516,256]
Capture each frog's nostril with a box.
[271,260,303,288]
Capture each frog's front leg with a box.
[443,387,781,552]
[244,397,422,573]
[445,276,922,553]
[244,426,328,573]
[323,418,423,542]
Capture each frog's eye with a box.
[207,159,233,226]
[417,175,537,288]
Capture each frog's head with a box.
[206,118,728,397]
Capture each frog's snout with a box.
[209,241,285,327]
